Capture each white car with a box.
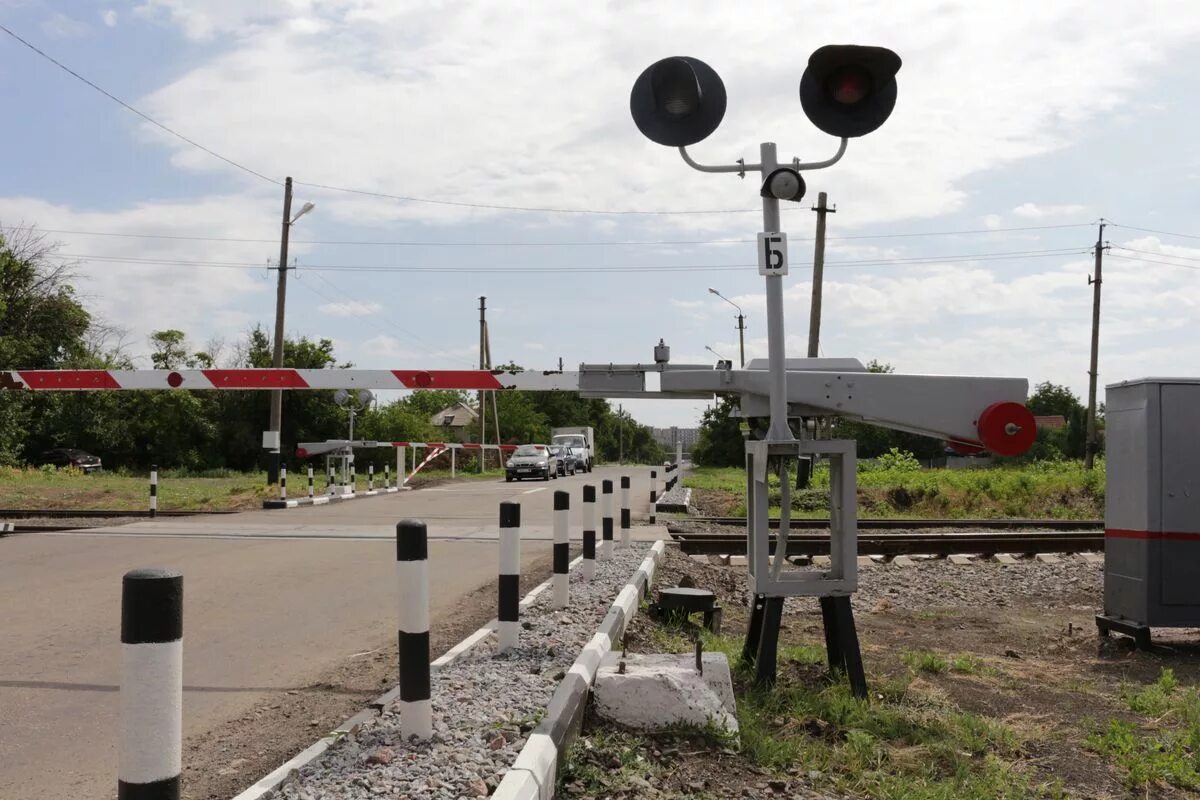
[505,444,559,482]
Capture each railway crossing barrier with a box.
[396,520,432,741]
[119,568,182,800]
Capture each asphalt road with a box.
[0,465,662,800]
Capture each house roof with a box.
[430,402,478,427]
[1034,415,1067,429]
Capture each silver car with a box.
[505,444,559,482]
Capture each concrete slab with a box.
[594,652,737,734]
[1079,552,1105,565]
[891,555,917,567]
[994,553,1020,565]
[1035,553,1061,564]
[948,555,975,566]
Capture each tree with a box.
[1027,382,1083,419]
[830,360,943,460]
[0,229,92,464]
[692,396,745,467]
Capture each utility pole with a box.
[478,296,487,472]
[807,191,834,358]
[485,321,500,451]
[1084,220,1107,470]
[266,177,294,485]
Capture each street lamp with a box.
[704,344,727,361]
[707,287,745,368]
[266,177,315,485]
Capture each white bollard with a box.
[498,502,520,652]
[279,465,287,501]
[327,463,335,496]
[396,520,432,740]
[649,469,658,525]
[581,485,596,579]
[620,475,631,548]
[307,465,314,498]
[601,479,614,560]
[553,490,569,609]
[119,568,182,800]
[149,465,158,518]
[368,464,374,493]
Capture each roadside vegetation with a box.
[685,455,1104,519]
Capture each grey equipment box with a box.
[1098,378,1200,647]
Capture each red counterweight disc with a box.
[976,402,1037,457]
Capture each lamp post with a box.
[707,288,745,368]
[704,345,728,362]
[266,177,314,485]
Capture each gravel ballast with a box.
[267,546,652,800]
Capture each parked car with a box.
[505,444,559,482]
[549,445,577,476]
[38,448,102,473]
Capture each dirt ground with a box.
[183,554,553,800]
[563,547,1200,800]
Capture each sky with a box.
[1,0,1199,430]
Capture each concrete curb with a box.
[494,539,666,800]
[653,487,692,514]
[230,553,583,800]
[261,486,402,509]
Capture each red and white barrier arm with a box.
[0,369,579,392]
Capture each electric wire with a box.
[0,23,280,185]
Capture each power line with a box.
[0,23,280,186]
[1107,253,1200,271]
[1109,222,1200,242]
[1111,245,1200,263]
[4,221,1095,247]
[49,247,1088,274]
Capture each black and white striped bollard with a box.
[581,485,596,579]
[327,463,335,496]
[307,465,314,498]
[119,568,182,800]
[279,465,287,501]
[601,479,614,560]
[149,466,158,518]
[650,469,658,525]
[368,464,375,492]
[385,463,391,489]
[620,475,631,548]
[498,501,520,652]
[396,520,432,740]
[553,490,569,609]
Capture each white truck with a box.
[551,426,595,473]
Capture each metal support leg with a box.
[821,595,868,700]
[754,596,785,687]
[742,594,767,667]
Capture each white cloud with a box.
[318,300,382,316]
[982,214,1004,230]
[101,9,118,27]
[524,342,546,351]
[1011,203,1088,219]
[42,12,89,38]
[130,1,1200,233]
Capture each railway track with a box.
[671,530,1104,556]
[674,516,1102,531]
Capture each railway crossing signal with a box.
[799,45,902,138]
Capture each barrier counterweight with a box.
[396,520,432,740]
[149,466,158,518]
[650,469,658,525]
[620,476,631,548]
[553,491,570,609]
[498,502,520,652]
[119,568,182,800]
[601,479,614,560]
[581,484,597,579]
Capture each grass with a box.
[0,463,508,511]
[1086,668,1200,791]
[724,636,1063,799]
[684,461,1104,519]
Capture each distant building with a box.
[1034,415,1068,429]
[430,403,478,441]
[651,426,700,449]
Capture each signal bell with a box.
[630,56,727,147]
[800,45,901,138]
